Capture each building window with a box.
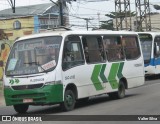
[13,20,21,29]
[154,36,160,58]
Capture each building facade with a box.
[0,3,69,80]
[0,3,69,41]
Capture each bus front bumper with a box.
[4,84,63,106]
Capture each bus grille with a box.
[12,93,45,98]
[11,83,43,90]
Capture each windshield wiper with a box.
[24,62,37,65]
[24,62,47,73]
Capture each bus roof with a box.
[17,30,138,41]
[138,32,160,37]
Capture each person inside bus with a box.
[84,46,89,62]
[47,48,56,62]
[64,51,72,62]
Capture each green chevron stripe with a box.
[117,62,124,79]
[91,65,103,91]
[100,64,108,83]
[108,63,120,89]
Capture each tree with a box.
[100,19,114,30]
[153,5,160,10]
[99,11,136,30]
[0,29,7,40]
[105,11,136,19]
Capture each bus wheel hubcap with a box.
[66,95,73,106]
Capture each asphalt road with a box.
[0,78,160,124]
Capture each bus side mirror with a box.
[0,61,4,67]
[154,42,160,56]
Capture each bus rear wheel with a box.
[108,81,125,99]
[117,81,125,99]
[13,104,29,113]
[61,90,76,111]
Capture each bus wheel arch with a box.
[108,77,127,99]
[120,77,128,89]
[61,83,77,111]
[65,83,78,99]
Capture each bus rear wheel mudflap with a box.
[108,81,125,99]
[13,104,29,114]
[60,90,76,111]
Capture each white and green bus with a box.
[2,31,144,113]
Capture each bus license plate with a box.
[23,99,33,103]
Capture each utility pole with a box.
[50,0,76,27]
[7,0,15,13]
[135,0,151,31]
[50,0,64,26]
[115,0,131,31]
[97,12,100,29]
[84,18,93,30]
[59,0,64,26]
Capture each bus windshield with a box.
[5,36,62,76]
[138,33,152,63]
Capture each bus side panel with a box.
[62,62,129,99]
[145,65,156,75]
[62,64,109,99]
[145,58,160,75]
[123,58,144,88]
[155,58,160,74]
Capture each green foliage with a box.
[105,11,136,19]
[99,11,136,30]
[154,5,160,10]
[0,29,7,40]
[100,19,114,30]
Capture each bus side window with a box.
[103,36,124,62]
[62,36,84,70]
[82,36,105,63]
[122,36,140,60]
[154,36,160,58]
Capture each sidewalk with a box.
[0,81,5,106]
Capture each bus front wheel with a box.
[13,104,29,113]
[61,90,76,111]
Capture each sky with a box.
[0,0,160,30]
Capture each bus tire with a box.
[61,90,76,111]
[13,104,29,113]
[108,81,125,99]
[116,81,125,99]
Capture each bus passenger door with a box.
[62,35,89,99]
[154,36,160,74]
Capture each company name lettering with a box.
[30,78,44,82]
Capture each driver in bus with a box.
[47,48,56,61]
